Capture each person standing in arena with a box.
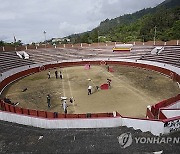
[60,71,63,79]
[55,70,58,79]
[48,71,51,79]
[47,94,51,108]
[88,62,91,69]
[63,100,68,114]
[88,85,92,95]
[107,78,112,87]
[70,97,74,104]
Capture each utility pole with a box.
[43,31,47,48]
[13,35,17,50]
[142,35,145,45]
[154,26,157,46]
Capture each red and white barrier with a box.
[0,111,121,129]
[122,117,164,136]
[161,109,180,119]
[0,58,180,135]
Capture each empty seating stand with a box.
[140,46,180,67]
[1,46,179,74]
[0,51,35,73]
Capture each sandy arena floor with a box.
[1,65,180,118]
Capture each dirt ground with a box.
[1,65,180,118]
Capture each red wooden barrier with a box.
[155,94,180,110]
[15,107,23,114]
[66,114,79,118]
[0,101,5,110]
[29,109,38,117]
[22,108,29,115]
[151,105,157,116]
[159,110,167,120]
[38,111,47,118]
[90,114,98,118]
[97,113,109,117]
[1,60,180,121]
[57,113,66,118]
[77,114,86,118]
[146,108,155,119]
[116,112,121,116]
[46,112,54,119]
[9,105,15,113]
[4,104,10,112]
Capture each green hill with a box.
[67,0,180,43]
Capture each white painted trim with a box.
[161,110,180,118]
[0,111,121,129]
[121,117,164,136]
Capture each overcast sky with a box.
[0,0,165,43]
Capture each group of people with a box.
[3,97,19,106]
[62,97,74,114]
[48,70,63,79]
[87,79,111,95]
[46,94,74,114]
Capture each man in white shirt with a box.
[88,85,92,95]
[47,71,50,79]
[63,100,67,114]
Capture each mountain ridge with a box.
[66,0,180,43]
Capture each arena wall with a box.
[0,40,179,52]
[0,111,121,129]
[0,58,180,135]
[161,109,180,119]
[163,101,180,109]
[121,117,164,136]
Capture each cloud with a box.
[0,0,165,43]
[97,0,165,19]
[58,22,98,37]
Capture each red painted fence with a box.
[0,61,179,120]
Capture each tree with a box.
[0,40,5,47]
[172,20,180,39]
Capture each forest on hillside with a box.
[68,0,180,44]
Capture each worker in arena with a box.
[47,94,51,108]
[88,62,91,69]
[62,100,68,114]
[107,65,110,72]
[107,78,112,87]
[60,71,63,79]
[88,85,92,95]
[69,97,74,104]
[47,71,51,79]
[55,70,58,79]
